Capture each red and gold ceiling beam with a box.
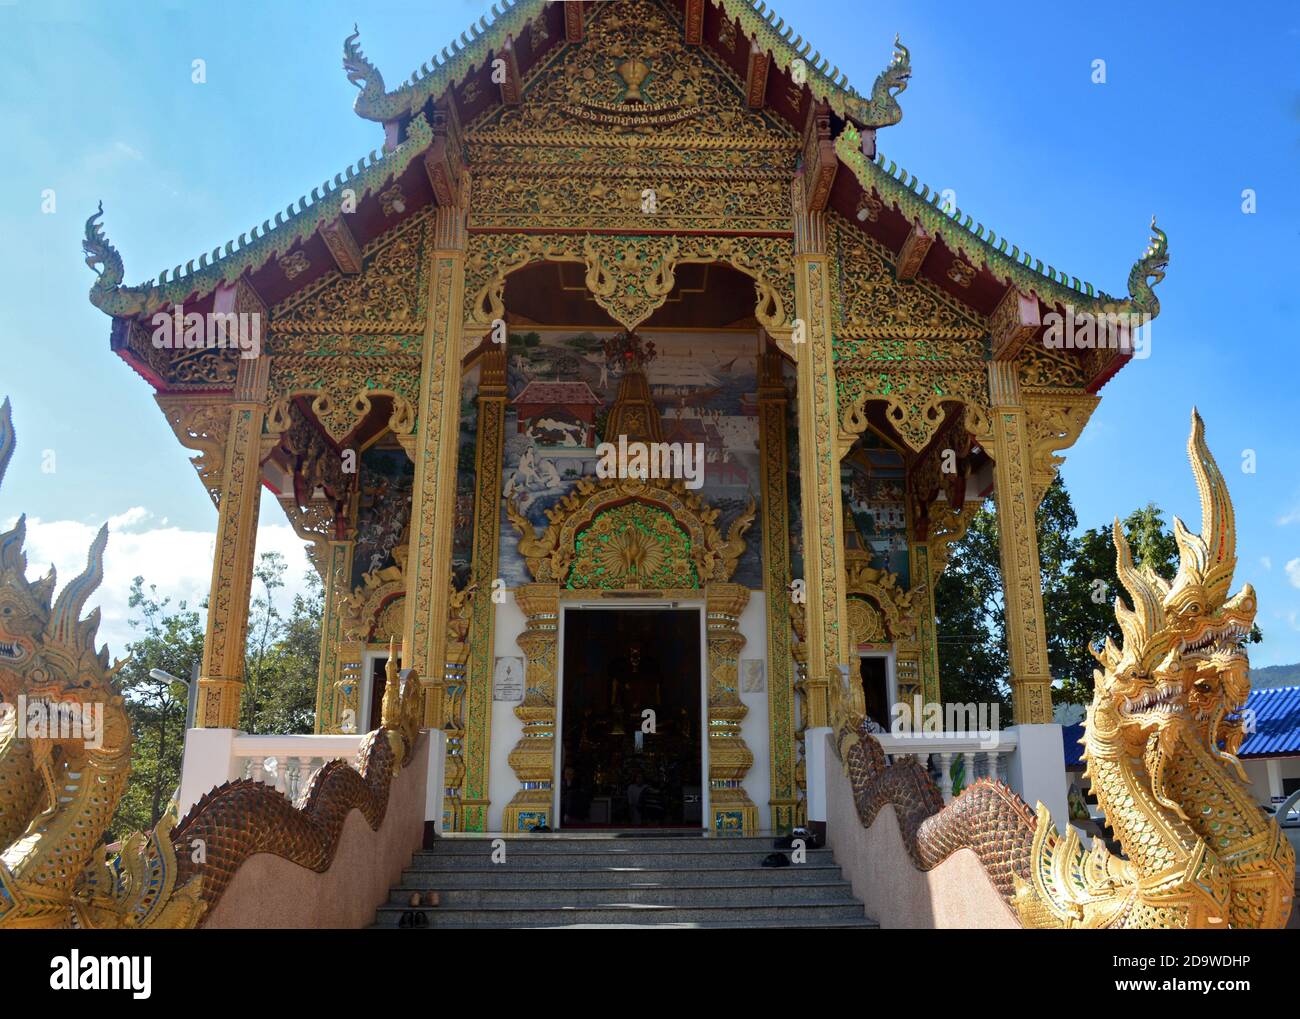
[564,2,583,43]
[746,43,770,108]
[497,36,522,105]
[684,0,704,45]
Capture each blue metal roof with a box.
[1059,687,1300,766]
[1239,685,1300,757]
[1062,722,1086,768]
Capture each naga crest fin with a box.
[46,523,108,656]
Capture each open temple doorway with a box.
[559,607,703,829]
[860,655,891,731]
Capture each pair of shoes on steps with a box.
[772,826,823,850]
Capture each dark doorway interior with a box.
[559,608,702,829]
[367,656,388,732]
[860,656,890,730]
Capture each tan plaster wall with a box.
[824,743,1020,929]
[202,734,428,929]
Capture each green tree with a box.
[109,579,204,839]
[935,481,1262,713]
[934,503,1010,718]
[239,553,322,735]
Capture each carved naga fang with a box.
[836,410,1290,928]
[0,400,423,929]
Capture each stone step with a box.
[373,900,870,928]
[425,834,811,854]
[388,881,859,908]
[407,849,832,870]
[395,865,845,889]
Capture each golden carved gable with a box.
[828,212,985,349]
[465,0,798,234]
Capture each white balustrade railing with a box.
[229,734,365,803]
[873,731,1019,803]
[178,730,364,815]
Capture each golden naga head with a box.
[0,399,124,756]
[1091,410,1256,796]
[1161,410,1256,770]
[1091,514,1181,743]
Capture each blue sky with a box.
[1,0,1297,665]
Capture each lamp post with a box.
[153,663,201,808]
[150,662,200,731]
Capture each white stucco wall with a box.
[487,592,528,832]
[1243,756,1300,807]
[737,592,771,831]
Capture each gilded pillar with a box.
[907,540,942,706]
[313,537,355,733]
[503,583,559,832]
[791,177,850,730]
[195,356,269,728]
[458,348,507,831]
[707,583,758,834]
[442,586,473,830]
[403,204,470,733]
[790,603,809,827]
[987,362,1053,723]
[757,348,797,833]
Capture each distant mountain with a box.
[1250,664,1300,690]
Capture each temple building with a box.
[84,0,1166,836]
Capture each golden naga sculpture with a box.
[836,409,1293,928]
[0,400,423,928]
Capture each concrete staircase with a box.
[374,833,876,929]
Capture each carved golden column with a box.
[403,202,470,732]
[313,537,355,733]
[442,585,473,830]
[987,362,1053,723]
[791,176,850,730]
[757,348,797,833]
[503,583,559,832]
[907,539,942,707]
[706,583,758,834]
[790,602,809,827]
[459,348,507,831]
[195,356,269,728]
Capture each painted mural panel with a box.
[498,328,764,588]
[783,355,804,584]
[452,362,482,589]
[841,431,910,586]
[352,446,414,590]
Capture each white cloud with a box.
[1286,557,1300,590]
[1278,508,1300,526]
[5,507,314,660]
[1260,556,1273,571]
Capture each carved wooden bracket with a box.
[320,215,363,275]
[895,221,933,281]
[990,287,1041,361]
[801,101,838,214]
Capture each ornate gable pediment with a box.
[506,476,755,589]
[466,0,798,233]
